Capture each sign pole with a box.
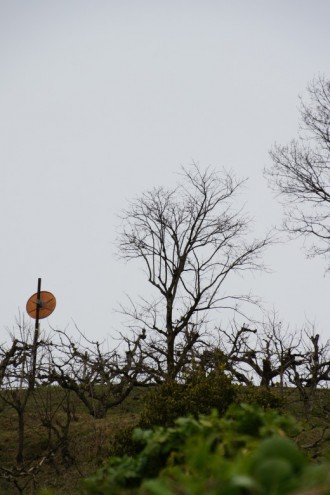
[35,277,42,333]
[30,278,42,390]
[26,278,56,390]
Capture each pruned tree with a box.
[47,328,147,418]
[0,315,38,465]
[0,338,28,388]
[0,315,74,494]
[211,314,330,413]
[287,326,330,412]
[118,165,270,381]
[209,315,302,388]
[266,76,330,266]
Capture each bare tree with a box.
[118,165,270,380]
[266,76,330,266]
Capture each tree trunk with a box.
[16,408,24,465]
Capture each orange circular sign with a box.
[26,291,56,319]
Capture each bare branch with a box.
[266,76,330,266]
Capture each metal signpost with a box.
[26,278,56,389]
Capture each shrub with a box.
[237,385,283,409]
[139,370,236,428]
[108,425,142,458]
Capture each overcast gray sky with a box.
[1,1,330,342]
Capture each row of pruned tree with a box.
[0,314,150,493]
[2,313,328,493]
[207,315,330,410]
[2,311,330,418]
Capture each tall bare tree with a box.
[266,76,330,266]
[118,165,270,380]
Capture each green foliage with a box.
[140,370,236,428]
[82,404,330,495]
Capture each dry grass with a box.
[0,387,145,494]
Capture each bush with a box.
[237,385,283,409]
[83,404,330,495]
[139,370,236,428]
[108,425,142,458]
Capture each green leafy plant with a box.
[83,404,330,495]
